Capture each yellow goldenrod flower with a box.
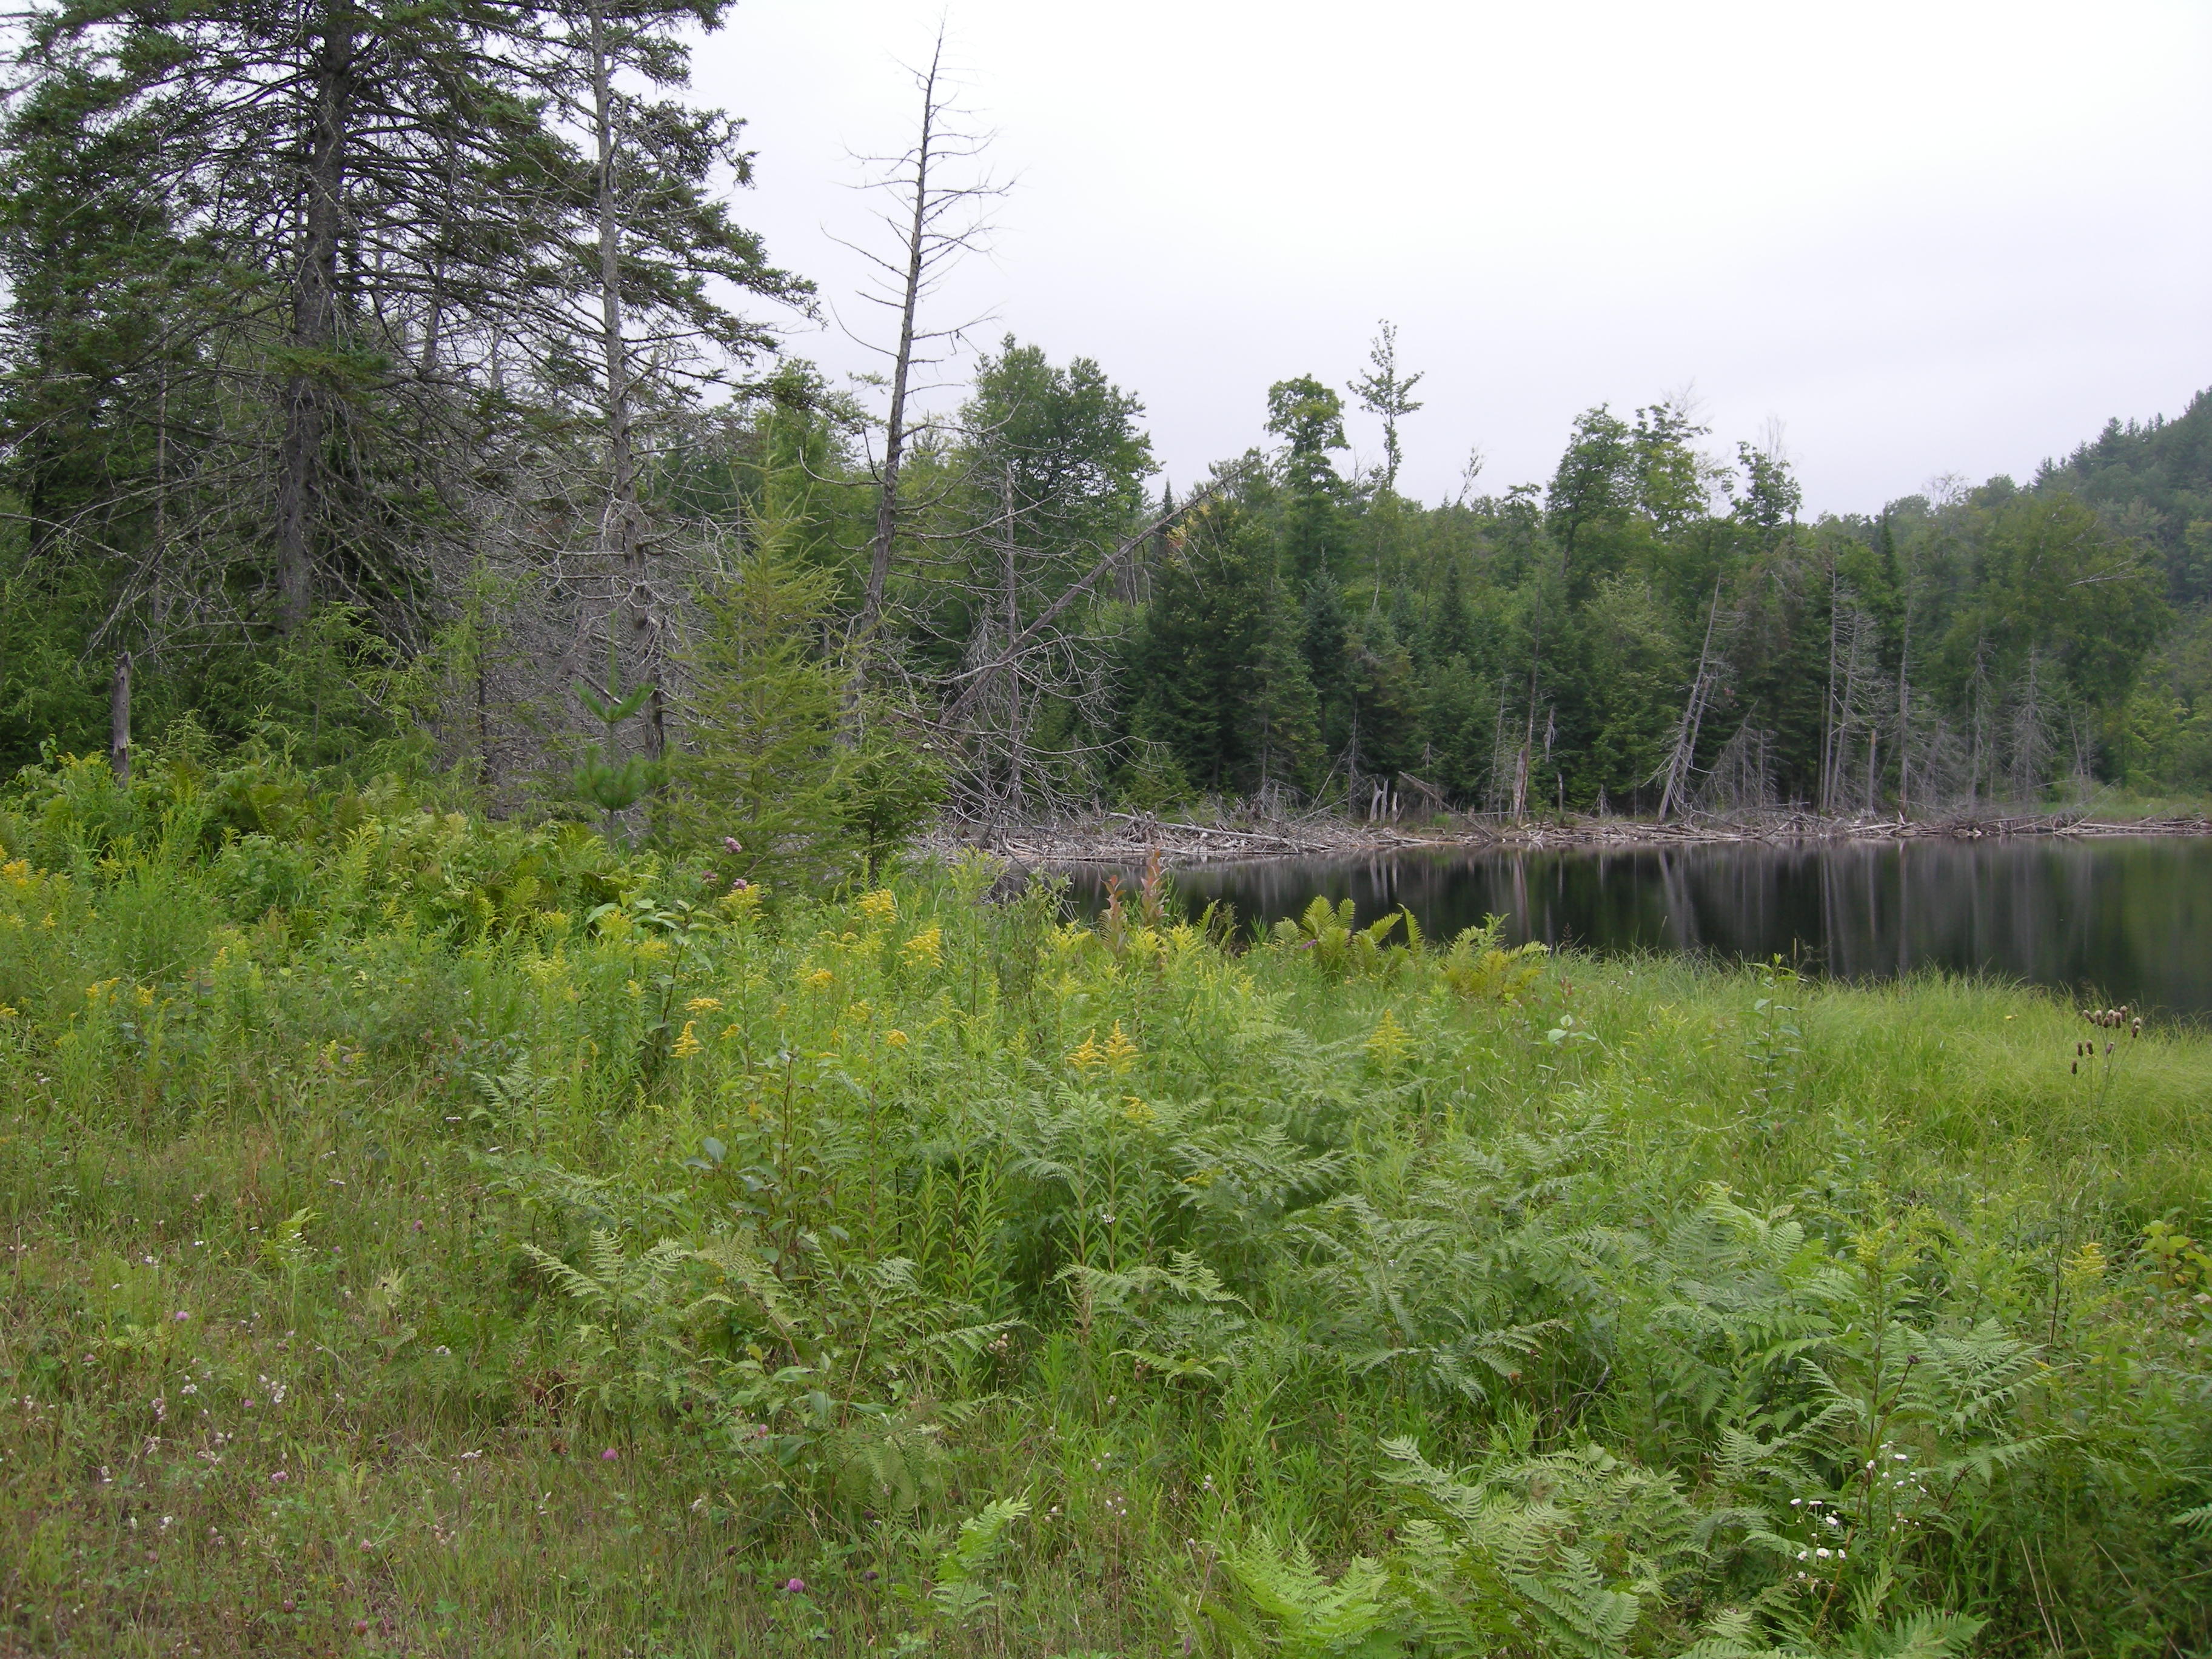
[685,996,723,1014]
[2064,1239,2106,1282]
[1122,1096,1154,1126]
[1067,1033,1104,1073]
[804,968,834,991]
[1366,1008,1411,1073]
[885,1028,908,1048]
[858,889,898,925]
[1104,1021,1140,1073]
[672,1021,703,1059]
[902,926,943,968]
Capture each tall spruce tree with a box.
[5,0,580,641]
[529,0,805,762]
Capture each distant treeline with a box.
[1,0,2205,831]
[1109,383,2211,817]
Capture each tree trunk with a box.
[1657,575,1724,821]
[854,46,942,676]
[591,5,659,760]
[1000,465,1022,813]
[1513,578,1546,822]
[1895,602,1911,816]
[943,481,1230,725]
[109,652,132,784]
[1819,565,1840,813]
[274,0,355,636]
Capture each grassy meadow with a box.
[2,753,2210,1657]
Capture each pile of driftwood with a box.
[930,811,1429,865]
[930,806,2212,865]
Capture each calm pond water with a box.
[1059,837,2212,1019]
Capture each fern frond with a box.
[521,1238,612,1310]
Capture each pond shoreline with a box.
[931,806,2212,866]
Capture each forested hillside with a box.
[1,2,2206,831]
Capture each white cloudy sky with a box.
[694,0,2212,515]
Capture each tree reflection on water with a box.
[1064,837,2212,1019]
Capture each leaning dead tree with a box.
[836,28,1005,683]
[1654,574,1731,820]
[941,477,1240,728]
[1817,569,1885,815]
[930,464,1250,821]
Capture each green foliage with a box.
[1936,492,2169,716]
[1383,1434,1720,1656]
[520,1229,706,1418]
[963,338,1155,556]
[1209,1537,1396,1658]
[927,1495,1032,1626]
[1135,496,1322,794]
[0,788,2208,1652]
[2034,389,2212,603]
[672,531,853,888]
[1270,894,1408,977]
[837,724,947,877]
[1440,917,1549,1003]
[568,648,667,842]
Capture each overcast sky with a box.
[694,1,2212,516]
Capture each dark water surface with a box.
[1060,837,2212,1019]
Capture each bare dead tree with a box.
[1818,571,1882,815]
[835,27,1005,681]
[891,455,1251,824]
[109,653,132,783]
[1699,719,1777,814]
[940,469,1246,729]
[1655,575,1730,820]
[2008,648,2054,802]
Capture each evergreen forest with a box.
[4,2,2209,829]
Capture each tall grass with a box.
[2,754,2209,1656]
